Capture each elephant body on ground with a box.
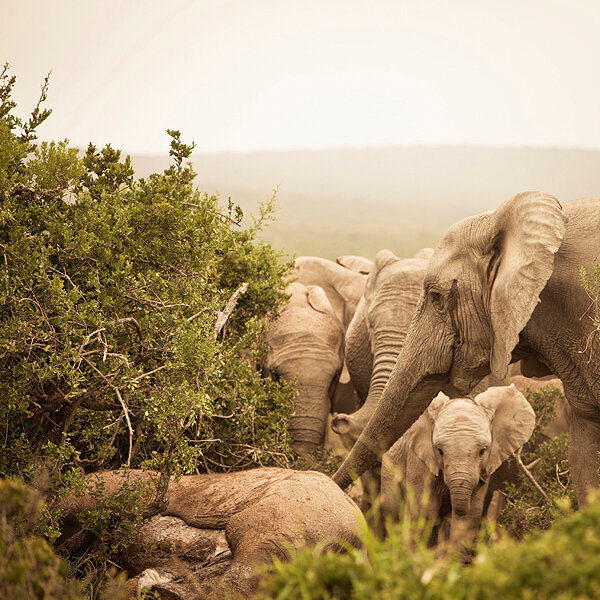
[380,385,535,545]
[334,192,600,508]
[58,468,364,599]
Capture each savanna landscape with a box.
[3,62,600,600]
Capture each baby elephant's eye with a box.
[436,447,444,457]
[479,447,487,456]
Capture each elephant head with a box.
[397,385,535,517]
[330,248,433,441]
[264,282,344,457]
[294,256,367,330]
[333,191,567,488]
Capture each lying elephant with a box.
[58,468,364,599]
[380,385,535,545]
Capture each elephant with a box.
[263,282,345,456]
[294,256,368,331]
[333,192,600,508]
[58,468,364,599]
[291,256,370,441]
[330,247,433,442]
[380,385,535,545]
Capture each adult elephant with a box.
[263,282,344,457]
[330,247,433,442]
[295,256,371,408]
[333,192,600,506]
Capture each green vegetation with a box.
[501,384,574,535]
[0,478,82,599]
[581,258,600,342]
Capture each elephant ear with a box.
[402,392,449,476]
[306,285,334,315]
[475,384,536,476]
[485,191,567,380]
[336,255,373,275]
[374,249,398,272]
[364,249,399,303]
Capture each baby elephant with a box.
[380,385,535,544]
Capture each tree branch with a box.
[213,283,248,338]
[515,448,550,502]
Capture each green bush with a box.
[0,64,297,589]
[501,384,574,535]
[0,478,83,599]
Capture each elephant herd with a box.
[60,191,599,599]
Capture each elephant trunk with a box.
[448,477,474,517]
[331,328,406,440]
[332,369,448,489]
[288,382,331,457]
[332,306,454,489]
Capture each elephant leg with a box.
[568,410,600,506]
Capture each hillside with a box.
[131,146,600,259]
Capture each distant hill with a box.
[130,146,600,260]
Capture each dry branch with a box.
[213,283,248,338]
[515,448,550,502]
[83,358,134,467]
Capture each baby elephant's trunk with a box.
[448,477,473,517]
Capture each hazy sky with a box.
[3,0,600,153]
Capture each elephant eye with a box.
[479,447,487,456]
[430,291,444,310]
[436,447,444,457]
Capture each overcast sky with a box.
[3,0,600,153]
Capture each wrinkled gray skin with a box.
[58,468,363,600]
[331,247,433,441]
[381,385,535,543]
[294,256,369,331]
[264,282,344,456]
[333,192,600,507]
[294,256,371,419]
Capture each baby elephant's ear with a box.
[402,393,449,476]
[475,384,536,476]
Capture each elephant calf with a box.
[58,468,364,599]
[380,385,535,545]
